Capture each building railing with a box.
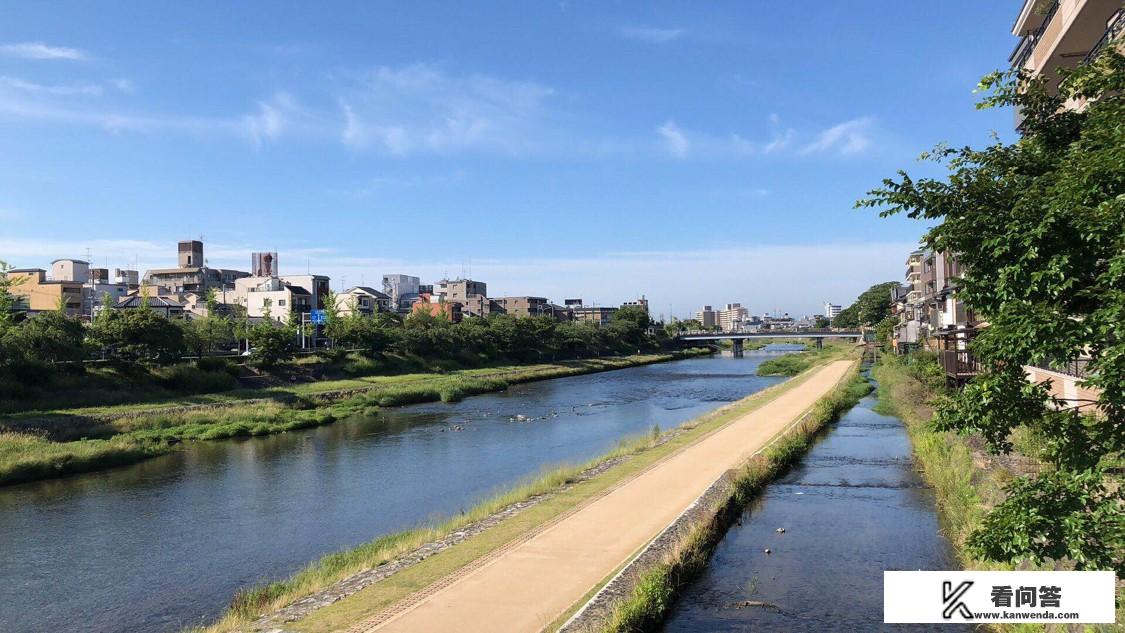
[1011,0,1059,69]
[1032,358,1092,379]
[939,350,980,379]
[1085,8,1124,63]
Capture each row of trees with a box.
[859,52,1124,571]
[0,273,666,386]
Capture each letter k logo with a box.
[942,580,974,620]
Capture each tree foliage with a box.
[90,307,186,364]
[859,51,1125,571]
[833,281,898,329]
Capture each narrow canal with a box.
[661,368,963,632]
[0,348,798,633]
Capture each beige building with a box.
[5,268,84,316]
[336,286,392,317]
[437,279,490,317]
[717,303,748,331]
[231,276,311,322]
[694,305,716,329]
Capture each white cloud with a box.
[336,64,555,155]
[619,26,684,44]
[0,76,102,96]
[108,78,135,93]
[241,92,300,145]
[0,42,87,61]
[800,116,874,155]
[657,120,689,158]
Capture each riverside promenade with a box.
[338,360,854,633]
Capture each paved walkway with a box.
[343,360,854,633]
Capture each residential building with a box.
[1011,0,1122,100]
[694,305,716,329]
[823,302,842,319]
[143,240,249,293]
[492,296,552,318]
[570,305,617,326]
[5,268,84,316]
[411,292,462,322]
[280,274,330,310]
[622,296,649,314]
[717,303,748,331]
[383,274,420,313]
[51,258,90,283]
[232,276,311,322]
[336,286,393,316]
[112,292,185,318]
[1009,0,1118,404]
[437,278,490,317]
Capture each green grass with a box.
[755,341,849,377]
[0,350,712,487]
[599,366,868,633]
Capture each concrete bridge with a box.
[676,329,863,355]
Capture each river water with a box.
[0,348,799,633]
[662,370,964,632]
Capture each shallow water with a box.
[0,348,799,633]
[662,372,965,632]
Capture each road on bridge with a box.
[341,360,855,633]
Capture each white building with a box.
[383,274,420,312]
[824,302,842,319]
[717,303,748,331]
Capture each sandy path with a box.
[344,360,853,633]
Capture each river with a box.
[0,347,799,633]
[661,368,964,632]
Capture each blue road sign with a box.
[309,309,327,325]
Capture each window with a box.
[278,299,286,306]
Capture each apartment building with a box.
[5,268,84,316]
[143,240,249,293]
[823,302,842,319]
[383,274,421,313]
[492,296,552,318]
[280,275,330,310]
[1010,0,1119,405]
[232,276,312,322]
[694,305,716,329]
[336,286,392,316]
[717,303,748,331]
[570,305,618,326]
[411,292,463,323]
[437,279,490,317]
[622,296,649,314]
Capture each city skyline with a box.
[1,1,1018,316]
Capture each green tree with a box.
[91,308,186,364]
[858,51,1125,571]
[833,282,898,329]
[3,310,87,363]
[0,260,24,331]
[247,321,298,367]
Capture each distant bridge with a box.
[676,329,864,354]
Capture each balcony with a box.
[939,350,980,384]
[1032,358,1092,379]
[1085,8,1124,61]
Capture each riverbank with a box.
[193,346,852,633]
[0,349,711,487]
[871,355,1125,630]
[579,363,870,633]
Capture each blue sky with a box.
[0,2,1019,319]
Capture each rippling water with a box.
[0,348,799,633]
[662,371,965,632]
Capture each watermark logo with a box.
[941,580,973,620]
[885,571,1115,624]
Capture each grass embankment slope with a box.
[193,345,853,633]
[872,354,1124,632]
[0,350,710,487]
[596,363,871,633]
[755,343,839,377]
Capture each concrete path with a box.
[343,360,853,633]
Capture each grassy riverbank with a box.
[598,365,871,633]
[192,346,851,633]
[755,341,845,377]
[0,350,711,487]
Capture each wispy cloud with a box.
[241,92,300,145]
[618,26,684,44]
[0,76,103,96]
[800,116,874,155]
[657,120,689,158]
[335,63,555,155]
[0,42,87,61]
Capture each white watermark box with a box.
[884,571,1116,624]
